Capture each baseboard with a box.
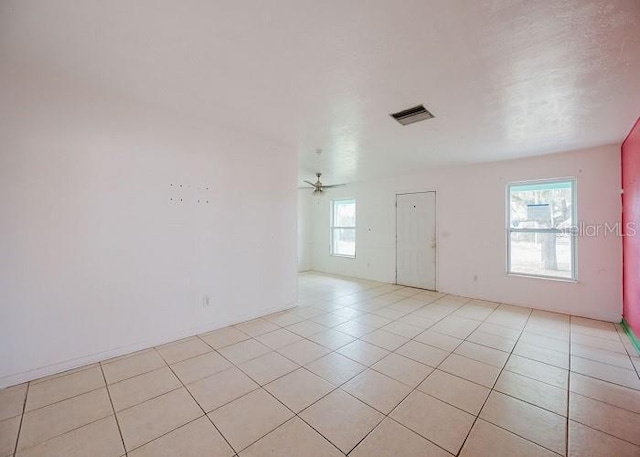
[620,319,640,355]
[0,301,297,389]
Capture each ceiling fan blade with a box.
[298,186,315,189]
[321,184,346,188]
[303,180,316,187]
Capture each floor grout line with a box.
[99,362,128,457]
[11,382,29,457]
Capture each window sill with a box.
[507,272,577,283]
[330,254,356,259]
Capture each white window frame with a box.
[330,198,356,258]
[506,178,577,281]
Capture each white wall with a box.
[0,67,298,387]
[297,190,313,271]
[309,145,622,322]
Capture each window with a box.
[331,199,356,257]
[507,178,576,280]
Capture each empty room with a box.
[1,1,640,456]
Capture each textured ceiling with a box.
[1,0,639,184]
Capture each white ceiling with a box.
[1,1,639,184]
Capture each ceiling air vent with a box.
[390,104,434,126]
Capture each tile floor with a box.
[2,272,640,456]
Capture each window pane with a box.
[509,181,573,230]
[509,231,573,279]
[332,228,356,257]
[334,200,355,227]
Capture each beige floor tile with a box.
[235,318,280,337]
[200,326,250,349]
[354,313,392,329]
[342,369,412,414]
[495,370,567,416]
[477,322,522,339]
[186,367,258,412]
[570,356,640,390]
[337,340,390,366]
[372,353,433,387]
[0,384,27,421]
[307,329,355,350]
[571,333,627,354]
[519,332,570,353]
[454,341,509,368]
[371,306,410,320]
[571,318,620,340]
[570,372,640,415]
[467,330,517,352]
[351,418,453,457]
[452,303,496,321]
[209,388,293,452]
[395,341,449,367]
[15,416,124,457]
[524,321,570,340]
[26,366,105,412]
[128,416,234,457]
[291,306,326,319]
[285,320,327,337]
[117,387,203,451]
[156,338,212,365]
[418,370,490,415]
[262,311,305,327]
[485,309,529,329]
[361,329,409,351]
[240,417,342,457]
[170,351,232,384]
[504,355,568,389]
[528,309,570,325]
[0,416,20,457]
[381,321,424,338]
[571,343,635,369]
[238,352,298,385]
[512,341,569,369]
[332,320,376,338]
[300,389,383,454]
[108,366,181,412]
[30,364,101,385]
[311,312,350,327]
[414,330,463,352]
[397,314,439,330]
[304,353,366,385]
[460,419,558,457]
[430,316,480,339]
[255,328,303,350]
[102,349,166,385]
[569,392,640,446]
[439,354,501,388]
[568,420,640,457]
[480,391,566,455]
[391,390,474,455]
[277,339,330,365]
[265,368,334,413]
[332,307,366,320]
[17,388,113,451]
[218,339,272,365]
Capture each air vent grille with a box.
[390,104,434,126]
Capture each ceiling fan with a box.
[300,173,345,194]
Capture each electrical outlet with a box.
[202,295,210,307]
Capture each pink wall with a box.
[622,118,640,338]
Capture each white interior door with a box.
[396,192,436,290]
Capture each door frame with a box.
[395,190,438,291]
